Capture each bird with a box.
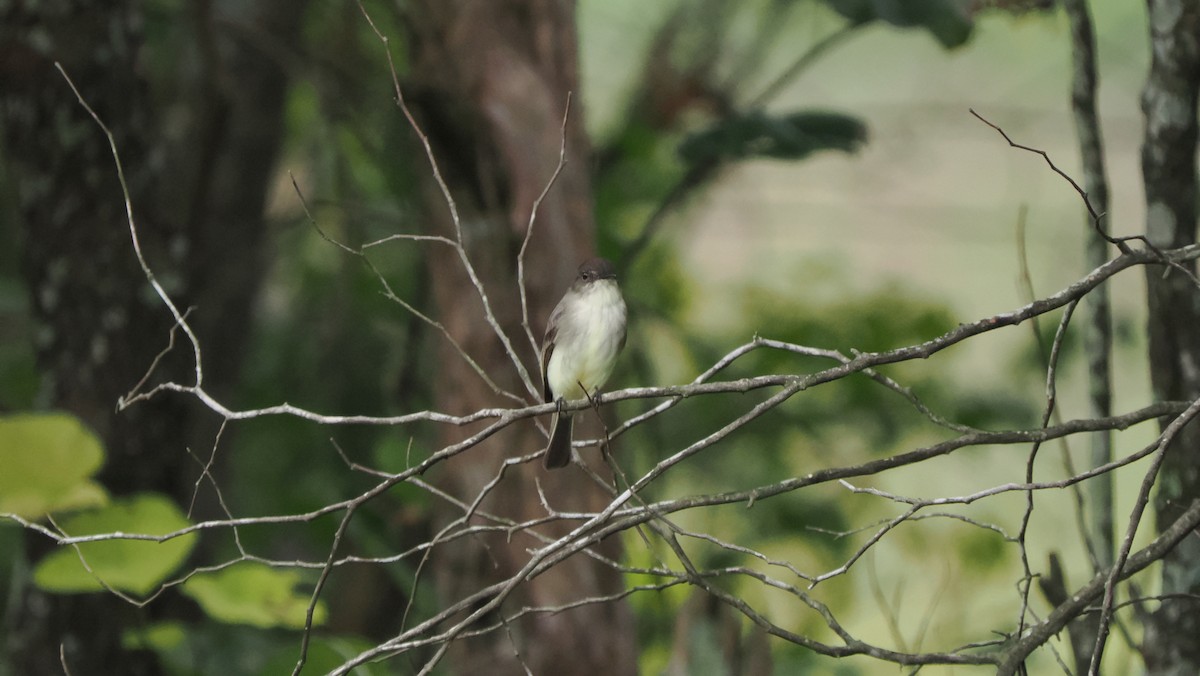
[540,257,628,469]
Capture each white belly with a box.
[546,281,626,401]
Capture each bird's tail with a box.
[544,413,574,469]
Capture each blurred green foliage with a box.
[124,620,383,676]
[827,0,973,47]
[679,110,868,166]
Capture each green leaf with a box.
[33,493,197,596]
[678,111,867,168]
[122,621,188,653]
[824,0,973,48]
[182,561,327,629]
[0,412,108,518]
[261,636,381,674]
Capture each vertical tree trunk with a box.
[1060,1,1112,670]
[1140,1,1200,673]
[1064,0,1114,569]
[404,1,637,673]
[0,2,303,672]
[2,6,184,671]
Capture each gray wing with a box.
[541,300,566,403]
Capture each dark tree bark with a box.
[402,1,637,673]
[1063,0,1114,566]
[1139,0,1200,673]
[1057,0,1111,671]
[0,1,303,672]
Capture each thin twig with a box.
[288,172,523,404]
[356,0,539,399]
[970,108,1130,255]
[54,63,205,399]
[1088,395,1200,672]
[517,93,574,357]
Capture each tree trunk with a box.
[403,1,637,673]
[1140,1,1200,673]
[1060,1,1112,671]
[0,2,302,672]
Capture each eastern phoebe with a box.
[541,257,628,469]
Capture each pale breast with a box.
[545,281,627,401]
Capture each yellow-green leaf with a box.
[122,621,187,653]
[0,412,108,518]
[33,493,197,596]
[182,561,327,629]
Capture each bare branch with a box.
[356,0,539,400]
[517,92,574,357]
[54,63,205,402]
